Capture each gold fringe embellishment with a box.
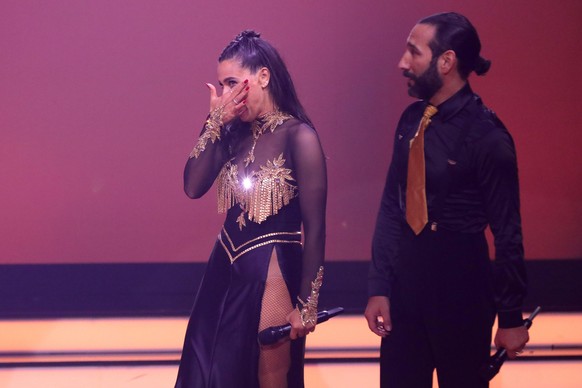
[247,153,296,224]
[217,160,238,214]
[216,154,298,230]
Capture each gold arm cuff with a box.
[189,106,225,159]
[297,266,324,327]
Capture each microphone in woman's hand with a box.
[258,307,344,346]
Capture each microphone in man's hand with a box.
[479,306,541,381]
[258,307,344,346]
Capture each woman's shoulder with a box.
[284,119,322,157]
[283,118,317,137]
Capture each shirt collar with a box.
[429,83,474,123]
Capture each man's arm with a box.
[368,159,403,298]
[476,118,528,355]
[365,112,411,336]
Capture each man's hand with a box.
[364,296,392,337]
[494,326,529,359]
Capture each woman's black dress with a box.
[175,115,326,388]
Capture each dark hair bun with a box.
[474,56,491,76]
[237,30,261,40]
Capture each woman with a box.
[175,30,327,388]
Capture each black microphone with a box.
[258,307,344,346]
[480,306,541,381]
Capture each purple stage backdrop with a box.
[1,0,581,264]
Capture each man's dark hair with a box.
[420,12,491,79]
[219,30,312,127]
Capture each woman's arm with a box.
[184,81,249,198]
[287,123,327,337]
[184,116,229,198]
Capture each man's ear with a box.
[258,67,270,88]
[439,50,457,75]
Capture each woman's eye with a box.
[229,80,238,88]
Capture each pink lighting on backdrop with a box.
[1,0,581,264]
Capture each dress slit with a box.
[258,248,293,388]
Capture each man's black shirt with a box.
[369,83,527,328]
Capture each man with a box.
[364,12,529,388]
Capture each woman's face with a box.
[217,59,273,122]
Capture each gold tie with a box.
[406,105,438,235]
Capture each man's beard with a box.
[404,59,443,101]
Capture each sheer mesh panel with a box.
[258,250,292,388]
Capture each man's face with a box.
[398,23,443,101]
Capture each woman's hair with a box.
[219,30,313,127]
[419,12,491,79]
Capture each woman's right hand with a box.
[286,308,316,340]
[206,80,249,125]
